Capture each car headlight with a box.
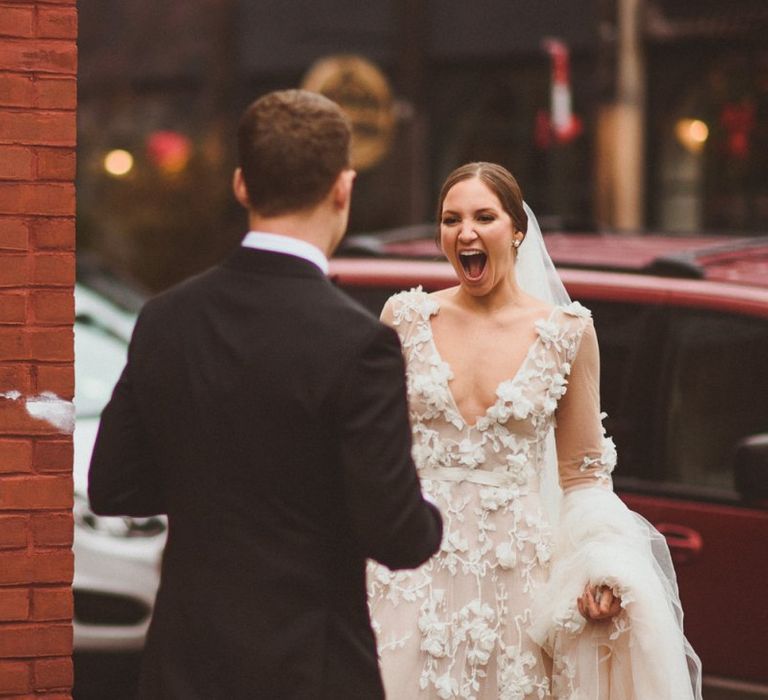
[73,493,166,538]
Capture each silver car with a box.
[72,282,165,652]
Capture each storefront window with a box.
[650,48,768,233]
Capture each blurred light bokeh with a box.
[75,0,768,292]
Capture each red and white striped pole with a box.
[543,38,582,144]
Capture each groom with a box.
[88,89,442,699]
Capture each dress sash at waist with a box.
[418,467,518,488]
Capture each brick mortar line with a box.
[0,181,76,186]
[0,472,71,478]
[0,73,76,81]
[0,69,75,75]
[0,146,76,151]
[0,185,74,190]
[0,587,72,591]
[0,36,76,42]
[0,106,77,113]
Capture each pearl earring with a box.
[513,239,522,249]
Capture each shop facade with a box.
[75,0,768,290]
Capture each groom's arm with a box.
[88,312,165,517]
[338,323,442,570]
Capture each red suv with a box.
[331,230,768,698]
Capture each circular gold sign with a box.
[302,55,395,171]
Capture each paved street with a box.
[72,651,767,700]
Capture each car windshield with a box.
[74,315,128,418]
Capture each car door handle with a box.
[655,523,703,564]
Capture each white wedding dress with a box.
[367,288,700,700]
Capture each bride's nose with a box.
[458,223,478,243]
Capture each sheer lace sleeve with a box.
[555,319,616,491]
[531,317,702,700]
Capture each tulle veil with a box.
[517,203,702,699]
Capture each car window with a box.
[74,317,128,418]
[660,309,768,494]
[587,300,666,484]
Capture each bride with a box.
[367,162,701,699]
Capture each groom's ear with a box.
[232,168,251,209]
[331,168,356,211]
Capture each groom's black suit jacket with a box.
[88,247,443,700]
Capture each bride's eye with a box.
[476,213,495,223]
[441,215,459,226]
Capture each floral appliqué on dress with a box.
[368,288,608,700]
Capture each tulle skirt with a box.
[368,483,702,700]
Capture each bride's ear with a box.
[435,222,446,258]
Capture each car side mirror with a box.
[734,434,768,504]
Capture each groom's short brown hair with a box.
[237,90,351,217]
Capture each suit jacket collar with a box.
[223,246,329,280]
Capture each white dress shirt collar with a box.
[241,231,329,275]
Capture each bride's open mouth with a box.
[459,250,487,281]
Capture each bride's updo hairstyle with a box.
[436,162,528,243]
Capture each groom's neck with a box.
[247,206,342,259]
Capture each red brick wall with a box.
[0,0,77,697]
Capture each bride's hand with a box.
[577,584,622,622]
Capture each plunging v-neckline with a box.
[426,300,558,429]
